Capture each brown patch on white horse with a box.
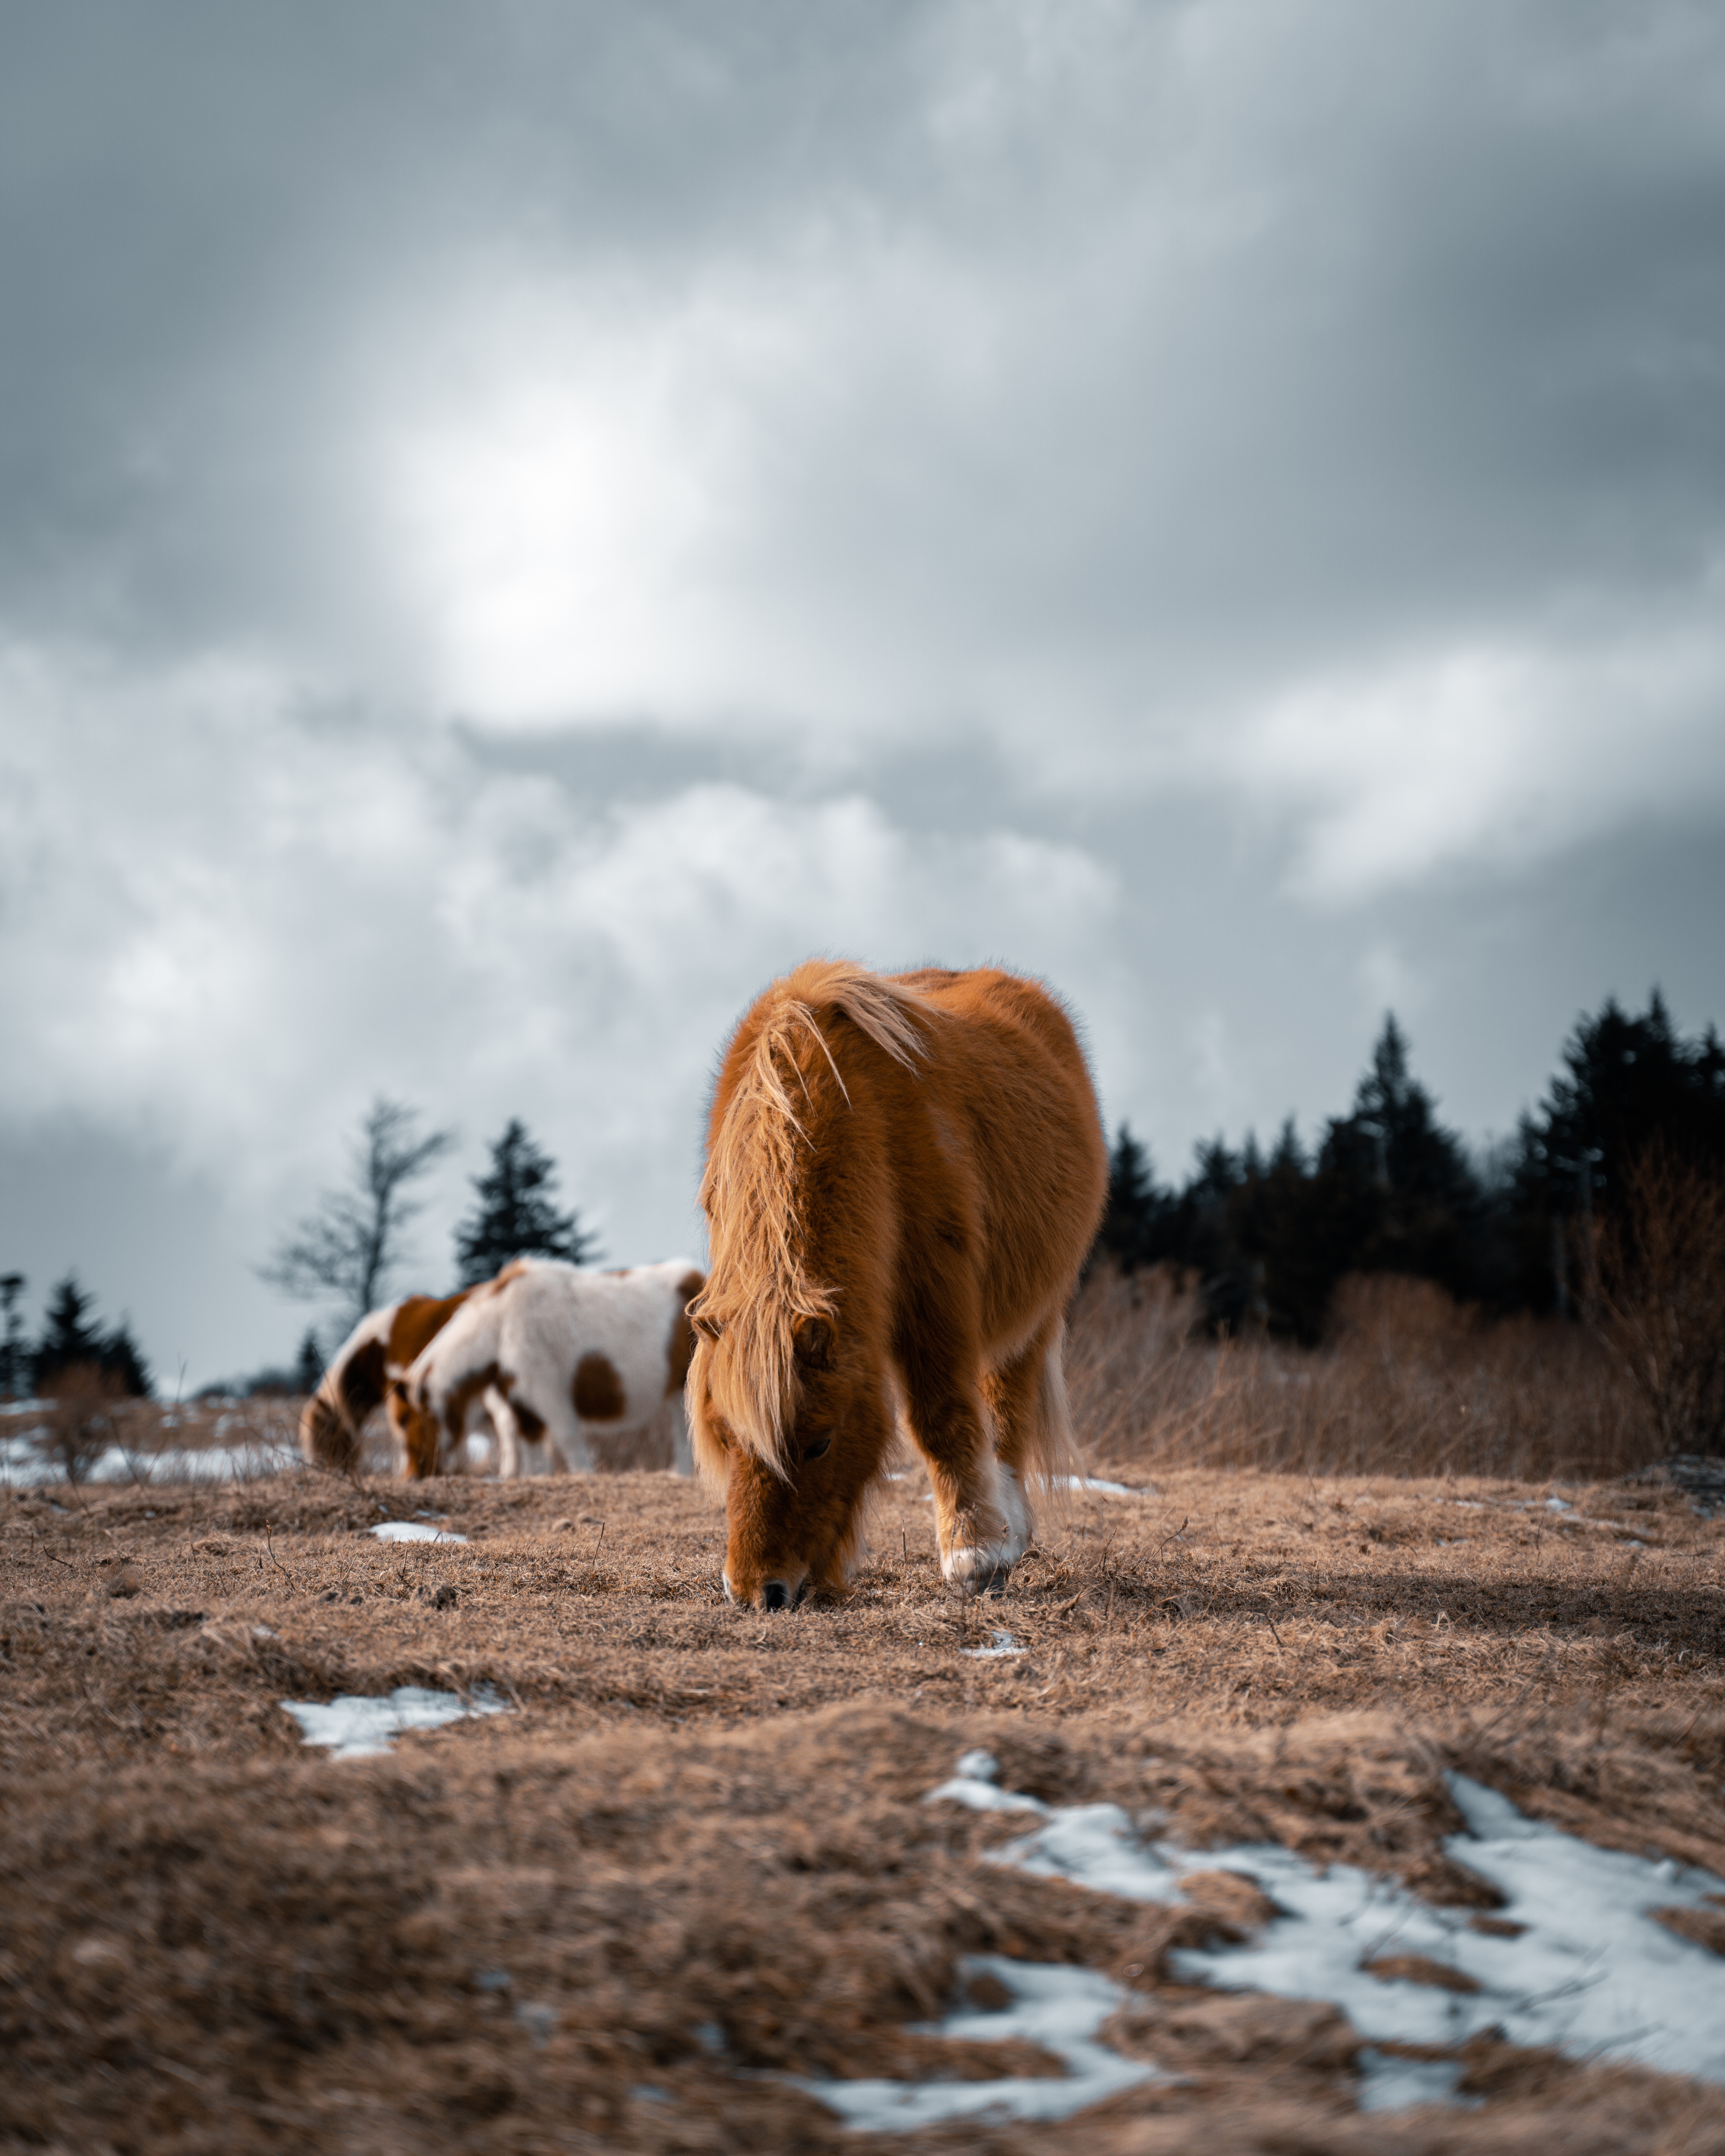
[687,960,1106,1611]
[573,1352,627,1421]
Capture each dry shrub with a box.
[1591,1147,1725,1458]
[1068,1266,1656,1480]
[38,1362,134,1483]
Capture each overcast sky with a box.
[3,0,1723,1387]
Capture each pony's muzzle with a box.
[762,1580,790,1612]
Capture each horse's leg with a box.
[539,1395,595,1475]
[975,1311,1067,1557]
[661,1390,694,1476]
[483,1385,519,1478]
[897,1329,1026,1595]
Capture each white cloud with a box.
[1214,597,1725,899]
[0,639,1120,1273]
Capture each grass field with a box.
[5,1415,1725,2153]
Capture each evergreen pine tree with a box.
[454,1120,599,1286]
[1095,1125,1164,1273]
[31,1274,151,1397]
[33,1274,104,1390]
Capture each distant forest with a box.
[1094,991,1725,1342]
[4,989,1721,1403]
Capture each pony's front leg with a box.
[901,1370,1028,1595]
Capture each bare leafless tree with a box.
[262,1098,454,1331]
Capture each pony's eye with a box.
[800,1435,832,1463]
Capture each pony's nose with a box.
[761,1580,790,1612]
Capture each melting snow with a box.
[957,1767,1725,2090]
[962,1631,1024,1659]
[280,1684,507,1759]
[1,1434,300,1487]
[794,1956,1161,2129]
[369,1520,467,1544]
[925,1752,1048,1815]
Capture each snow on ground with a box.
[279,1684,508,1759]
[794,1955,1162,2129]
[1,1432,300,1488]
[368,1520,468,1544]
[922,1754,1725,2099]
[961,1632,1024,1659]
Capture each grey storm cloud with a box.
[3,0,1724,1382]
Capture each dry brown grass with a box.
[1068,1267,1659,1482]
[3,1455,1725,2153]
[1592,1149,1725,1457]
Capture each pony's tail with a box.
[1021,1319,1083,1507]
[298,1332,387,1475]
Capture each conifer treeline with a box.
[1095,993,1725,1341]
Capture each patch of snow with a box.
[925,1759,1049,1816]
[1357,2051,1477,2111]
[280,1683,507,1759]
[1,1435,300,1488]
[963,1630,1023,1659]
[979,1770,1725,2090]
[370,1520,467,1544]
[794,1956,1161,2129]
[1011,1803,1188,1904]
[1056,1475,1137,1495]
[1544,1496,1574,1512]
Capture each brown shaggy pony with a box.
[687,960,1107,1610]
[298,1291,472,1475]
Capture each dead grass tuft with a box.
[1069,1266,1658,1481]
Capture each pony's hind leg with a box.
[976,1313,1076,1562]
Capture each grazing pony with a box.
[687,960,1107,1610]
[389,1258,706,1478]
[299,1291,473,1474]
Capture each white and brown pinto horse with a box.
[299,1291,473,1475]
[687,960,1107,1610]
[389,1258,706,1478]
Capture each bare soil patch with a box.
[4,1460,1725,2153]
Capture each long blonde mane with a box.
[693,963,932,1471]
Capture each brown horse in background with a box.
[687,960,1107,1610]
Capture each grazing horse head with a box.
[690,960,1106,1612]
[691,1307,892,1608]
[687,965,927,1609]
[386,1375,447,1478]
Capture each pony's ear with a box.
[691,1308,724,1344]
[793,1316,834,1371]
